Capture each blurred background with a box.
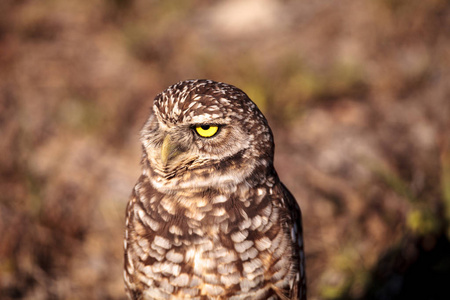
[0,0,449,299]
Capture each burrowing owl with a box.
[124,80,306,299]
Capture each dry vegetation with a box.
[0,0,449,299]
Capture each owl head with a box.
[140,80,274,192]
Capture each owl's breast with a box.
[125,181,297,299]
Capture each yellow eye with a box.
[195,125,219,138]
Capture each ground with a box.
[0,0,449,299]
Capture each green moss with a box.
[321,282,351,299]
[407,208,440,236]
[320,247,371,299]
[440,150,450,237]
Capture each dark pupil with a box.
[200,125,210,130]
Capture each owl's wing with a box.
[281,183,307,300]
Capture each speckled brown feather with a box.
[124,80,306,299]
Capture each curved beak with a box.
[161,134,182,166]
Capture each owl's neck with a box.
[142,155,275,195]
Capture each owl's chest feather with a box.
[126,180,295,299]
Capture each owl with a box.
[124,79,306,299]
